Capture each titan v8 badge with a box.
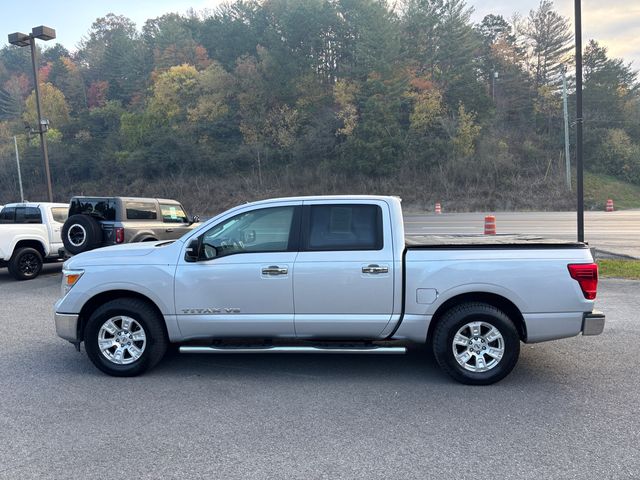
[181,308,241,314]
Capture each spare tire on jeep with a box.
[62,214,102,254]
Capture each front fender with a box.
[57,265,176,316]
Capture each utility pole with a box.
[575,0,584,242]
[13,136,24,203]
[492,71,499,101]
[562,67,571,191]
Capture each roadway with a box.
[404,210,640,258]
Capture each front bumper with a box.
[582,310,605,336]
[55,312,80,343]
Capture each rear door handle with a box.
[262,266,288,276]
[165,228,174,233]
[362,264,389,274]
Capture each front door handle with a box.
[262,266,288,276]
[362,264,389,274]
[165,228,174,233]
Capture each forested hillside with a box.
[0,0,638,213]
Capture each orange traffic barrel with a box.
[606,199,614,212]
[435,203,442,214]
[484,215,496,235]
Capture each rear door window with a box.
[51,207,68,223]
[304,204,383,251]
[15,207,42,224]
[160,204,188,223]
[126,202,158,220]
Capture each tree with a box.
[0,74,30,120]
[582,40,639,180]
[78,14,147,103]
[401,0,490,116]
[334,79,359,137]
[87,81,109,109]
[591,129,640,183]
[143,14,211,71]
[336,0,401,80]
[452,103,481,158]
[523,0,573,89]
[197,1,264,70]
[583,39,638,126]
[23,82,70,129]
[339,71,405,175]
[48,57,87,113]
[476,15,535,128]
[477,14,515,46]
[42,44,70,63]
[187,62,234,124]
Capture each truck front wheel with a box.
[432,302,520,385]
[8,247,43,280]
[84,298,168,377]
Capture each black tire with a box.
[62,214,102,254]
[8,247,43,280]
[84,298,168,377]
[432,302,520,385]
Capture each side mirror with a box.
[185,238,200,262]
[189,215,200,225]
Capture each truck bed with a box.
[405,234,587,250]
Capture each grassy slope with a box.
[598,260,640,280]
[585,173,640,210]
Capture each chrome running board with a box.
[179,345,406,355]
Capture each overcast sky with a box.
[1,0,638,67]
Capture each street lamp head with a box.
[8,32,31,47]
[32,26,56,41]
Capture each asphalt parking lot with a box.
[1,265,639,479]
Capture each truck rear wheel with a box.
[432,302,520,385]
[84,298,168,377]
[8,247,43,280]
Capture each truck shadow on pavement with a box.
[48,342,573,389]
[152,346,459,385]
[48,343,454,384]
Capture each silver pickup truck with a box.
[54,196,604,384]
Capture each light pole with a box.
[8,26,56,203]
[574,1,584,242]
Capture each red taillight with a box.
[115,227,125,244]
[568,263,598,300]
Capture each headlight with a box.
[62,269,84,296]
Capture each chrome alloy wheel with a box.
[98,316,147,365]
[67,224,87,247]
[452,321,504,373]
